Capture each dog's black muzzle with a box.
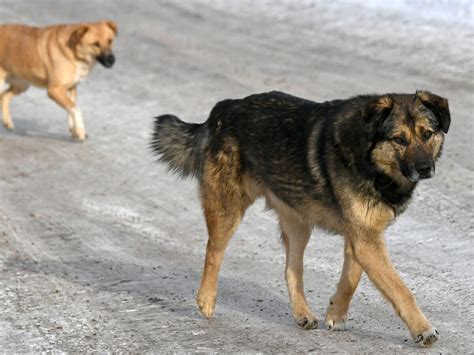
[400,158,435,182]
[97,51,115,68]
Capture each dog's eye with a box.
[392,136,408,146]
[93,41,100,48]
[423,130,433,140]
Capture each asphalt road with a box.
[0,1,472,353]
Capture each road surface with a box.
[0,1,472,352]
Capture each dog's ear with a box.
[68,26,89,48]
[416,90,451,133]
[361,95,394,141]
[106,21,118,35]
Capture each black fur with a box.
[150,114,207,178]
[151,91,447,213]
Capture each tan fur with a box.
[344,228,431,338]
[325,240,362,330]
[280,215,317,329]
[371,142,413,188]
[196,139,252,318]
[0,21,117,140]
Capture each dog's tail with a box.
[150,114,208,178]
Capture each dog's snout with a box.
[105,53,115,66]
[415,162,434,179]
[97,51,115,68]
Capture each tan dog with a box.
[0,21,117,140]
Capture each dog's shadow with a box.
[7,254,414,349]
[8,254,293,326]
[1,117,73,142]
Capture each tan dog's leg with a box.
[2,84,29,130]
[67,87,77,136]
[350,233,438,346]
[48,85,85,140]
[280,212,317,329]
[196,145,251,319]
[0,68,5,117]
[325,239,363,330]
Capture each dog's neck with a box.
[334,139,416,214]
[74,60,95,83]
[371,170,416,213]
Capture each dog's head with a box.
[68,20,118,68]
[363,91,450,183]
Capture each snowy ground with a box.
[0,1,472,352]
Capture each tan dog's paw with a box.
[325,315,347,331]
[75,130,87,141]
[294,311,318,330]
[196,294,216,319]
[70,128,87,141]
[415,327,439,347]
[325,301,349,331]
[3,121,14,130]
[69,108,86,141]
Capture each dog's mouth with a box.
[97,52,115,68]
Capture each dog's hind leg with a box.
[0,71,4,128]
[2,81,29,130]
[0,67,4,101]
[196,140,252,318]
[279,210,317,329]
[325,239,363,330]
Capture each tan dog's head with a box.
[364,91,450,183]
[68,20,118,68]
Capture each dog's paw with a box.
[295,312,318,330]
[325,303,348,331]
[414,327,439,347]
[325,317,347,331]
[71,130,86,141]
[3,121,14,130]
[196,295,215,319]
[75,131,86,141]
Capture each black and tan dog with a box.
[0,21,117,140]
[151,90,450,346]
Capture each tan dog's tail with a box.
[150,115,208,178]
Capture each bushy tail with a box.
[150,114,208,178]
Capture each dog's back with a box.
[0,24,40,64]
[0,24,49,86]
[151,91,316,176]
[151,91,346,207]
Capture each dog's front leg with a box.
[48,85,86,141]
[350,232,438,346]
[66,87,78,137]
[325,239,363,331]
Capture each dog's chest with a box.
[74,61,93,83]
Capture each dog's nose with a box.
[416,163,434,179]
[105,53,115,67]
[97,51,115,68]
